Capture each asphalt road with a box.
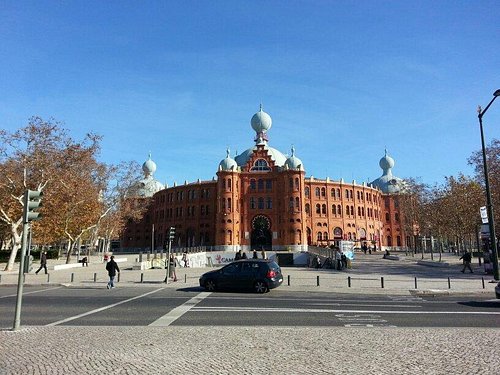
[1,285,499,329]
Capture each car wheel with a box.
[205,279,217,292]
[254,280,268,293]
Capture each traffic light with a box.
[23,189,43,223]
[169,227,175,241]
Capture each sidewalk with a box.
[0,252,497,296]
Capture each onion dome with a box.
[284,146,304,170]
[251,104,272,133]
[218,148,238,171]
[379,149,395,170]
[370,149,404,194]
[142,153,157,177]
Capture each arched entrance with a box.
[251,215,272,250]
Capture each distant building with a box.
[120,106,406,252]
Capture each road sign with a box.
[480,206,488,224]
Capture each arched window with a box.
[305,203,310,214]
[316,204,321,214]
[227,198,231,210]
[345,189,349,199]
[258,197,264,209]
[289,178,293,189]
[315,187,320,197]
[266,197,272,209]
[295,197,300,209]
[397,236,401,246]
[258,179,264,191]
[228,230,232,243]
[387,236,393,246]
[305,187,310,197]
[289,197,294,208]
[331,188,335,197]
[332,205,337,215]
[385,212,390,222]
[358,207,361,216]
[321,187,326,197]
[337,188,341,199]
[395,213,400,222]
[338,205,342,216]
[322,204,326,214]
[250,197,256,209]
[295,178,299,190]
[227,178,232,191]
[251,159,271,171]
[317,232,323,241]
[323,232,328,241]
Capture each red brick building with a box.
[121,107,406,252]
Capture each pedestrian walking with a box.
[261,248,267,260]
[106,255,120,289]
[164,254,178,282]
[252,249,258,259]
[241,252,248,259]
[35,251,48,274]
[459,251,473,273]
[182,251,189,267]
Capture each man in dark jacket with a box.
[35,251,48,274]
[106,255,120,289]
[459,251,473,273]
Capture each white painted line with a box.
[0,286,62,299]
[190,307,500,315]
[309,303,421,308]
[46,288,164,326]
[149,292,211,326]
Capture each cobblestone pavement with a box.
[1,327,499,374]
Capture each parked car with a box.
[199,259,283,293]
[495,282,500,299]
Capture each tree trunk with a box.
[4,220,22,271]
[65,239,72,264]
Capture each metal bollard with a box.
[414,277,418,289]
[93,273,97,282]
[317,275,320,287]
[71,273,74,283]
[447,277,451,289]
[47,273,50,283]
[184,274,187,283]
[140,273,144,283]
[0,274,2,283]
[118,273,120,282]
[381,277,384,289]
[287,275,290,286]
[348,276,351,288]
[482,277,485,289]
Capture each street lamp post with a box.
[477,89,500,281]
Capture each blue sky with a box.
[1,1,499,186]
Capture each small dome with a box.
[285,146,304,170]
[142,154,157,176]
[219,148,238,171]
[379,149,394,170]
[251,105,272,133]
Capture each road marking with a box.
[46,288,165,326]
[190,307,500,315]
[0,286,62,299]
[149,292,211,327]
[309,303,421,308]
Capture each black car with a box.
[199,259,283,293]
